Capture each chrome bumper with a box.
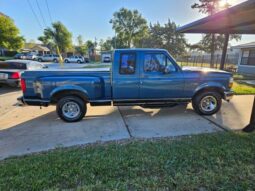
[224,90,234,101]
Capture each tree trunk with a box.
[210,34,215,68]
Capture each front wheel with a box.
[56,96,86,122]
[192,91,222,115]
[77,60,81,64]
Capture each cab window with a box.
[144,53,176,72]
[119,53,136,74]
[144,54,165,72]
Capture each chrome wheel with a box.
[200,96,217,112]
[62,101,81,119]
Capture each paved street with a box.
[0,86,253,160]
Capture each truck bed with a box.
[21,68,112,101]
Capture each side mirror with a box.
[163,66,171,74]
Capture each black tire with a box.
[192,91,222,115]
[64,59,69,63]
[38,58,42,62]
[56,96,86,122]
[77,60,81,64]
[53,59,58,63]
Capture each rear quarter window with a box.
[0,62,27,70]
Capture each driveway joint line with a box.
[117,106,133,138]
[202,116,229,132]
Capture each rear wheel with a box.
[64,59,69,63]
[192,91,222,115]
[53,59,58,63]
[77,60,81,64]
[38,58,42,62]
[56,96,86,122]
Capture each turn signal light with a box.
[229,77,234,88]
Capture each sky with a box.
[0,0,254,46]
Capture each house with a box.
[21,44,50,55]
[31,45,50,55]
[232,42,255,75]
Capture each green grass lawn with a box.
[0,132,255,190]
[233,81,255,95]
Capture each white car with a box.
[26,53,38,60]
[37,54,60,63]
[64,56,84,63]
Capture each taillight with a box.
[21,79,26,92]
[10,72,20,79]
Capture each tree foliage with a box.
[110,8,148,48]
[75,35,87,55]
[143,20,187,57]
[99,38,113,51]
[0,15,24,50]
[38,21,72,53]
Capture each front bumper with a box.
[224,90,234,101]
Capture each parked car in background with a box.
[37,54,60,63]
[0,60,46,87]
[64,55,84,63]
[83,57,90,63]
[19,49,234,122]
[103,56,111,63]
[14,53,26,60]
[26,53,38,60]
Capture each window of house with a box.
[119,53,136,74]
[241,49,255,66]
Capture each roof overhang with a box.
[177,0,255,34]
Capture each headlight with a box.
[229,77,234,88]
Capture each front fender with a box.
[194,82,226,95]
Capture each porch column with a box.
[220,33,230,70]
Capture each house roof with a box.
[232,42,255,49]
[31,45,50,51]
[177,0,255,34]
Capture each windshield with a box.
[0,62,27,70]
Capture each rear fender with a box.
[50,85,89,103]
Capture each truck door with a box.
[112,51,140,100]
[139,52,185,99]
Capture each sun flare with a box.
[219,0,237,8]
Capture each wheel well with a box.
[193,87,224,100]
[51,90,88,104]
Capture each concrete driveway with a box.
[0,86,253,159]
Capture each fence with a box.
[176,54,239,73]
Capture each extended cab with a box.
[18,49,234,122]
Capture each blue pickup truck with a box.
[18,49,234,122]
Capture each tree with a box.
[143,20,187,57]
[75,35,87,55]
[0,14,24,50]
[192,0,241,67]
[38,21,72,53]
[99,38,113,51]
[110,8,148,48]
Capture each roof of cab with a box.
[114,48,167,52]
